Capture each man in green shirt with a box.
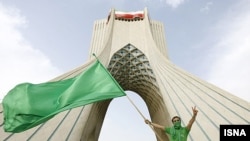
[145,106,198,141]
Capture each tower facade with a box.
[0,8,249,141]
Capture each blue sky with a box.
[0,0,249,140]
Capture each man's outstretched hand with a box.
[192,106,198,116]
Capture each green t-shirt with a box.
[165,126,190,141]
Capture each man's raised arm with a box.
[187,106,198,131]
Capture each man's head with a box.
[171,116,181,123]
[172,116,181,129]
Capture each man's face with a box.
[172,117,180,123]
[172,117,181,129]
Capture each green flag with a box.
[3,60,126,133]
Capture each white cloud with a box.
[200,1,213,13]
[205,1,250,102]
[143,0,186,8]
[0,3,62,102]
[164,0,185,8]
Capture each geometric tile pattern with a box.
[108,44,159,96]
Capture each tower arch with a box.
[107,44,171,140]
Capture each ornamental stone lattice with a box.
[0,8,249,141]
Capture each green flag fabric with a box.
[3,60,126,133]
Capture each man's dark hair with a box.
[171,116,181,123]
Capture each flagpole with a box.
[126,95,164,141]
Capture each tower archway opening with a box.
[98,44,171,140]
[99,91,156,141]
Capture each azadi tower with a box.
[0,8,249,141]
